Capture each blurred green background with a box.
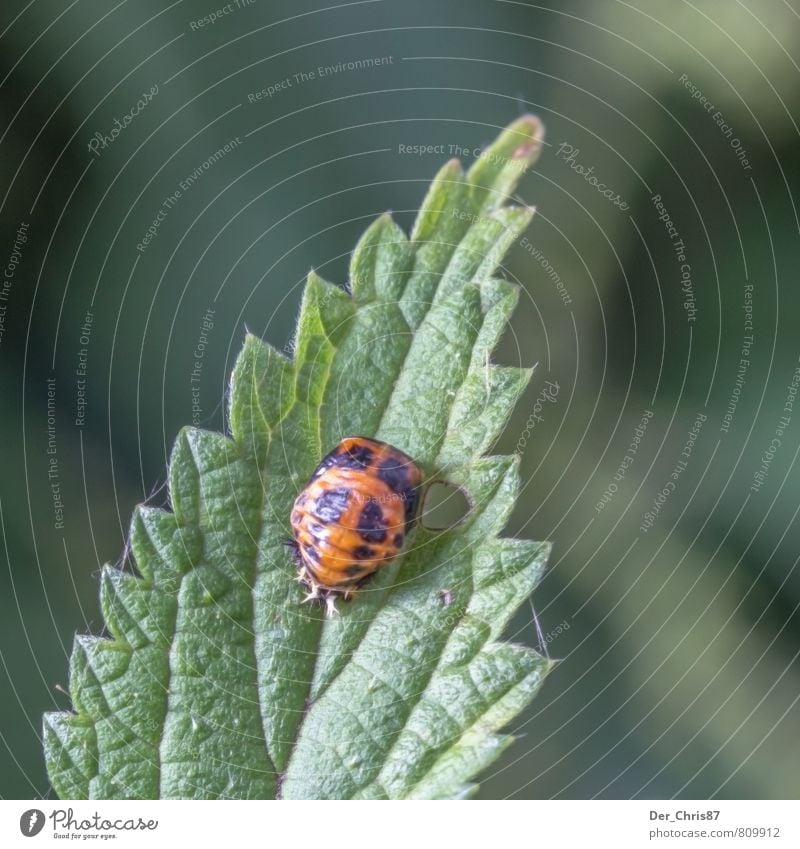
[1,0,799,799]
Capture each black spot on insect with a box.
[353,545,374,560]
[393,533,404,548]
[309,522,325,535]
[291,510,302,525]
[378,456,411,493]
[378,456,420,525]
[336,442,375,469]
[309,451,340,479]
[345,563,365,577]
[358,498,387,543]
[304,546,321,563]
[314,487,350,523]
[402,487,420,525]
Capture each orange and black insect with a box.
[288,436,424,616]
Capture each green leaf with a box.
[44,115,554,800]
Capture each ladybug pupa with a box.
[288,436,424,616]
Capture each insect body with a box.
[289,436,424,616]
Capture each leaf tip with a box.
[508,113,545,158]
[465,116,545,209]
[521,364,536,386]
[545,656,562,673]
